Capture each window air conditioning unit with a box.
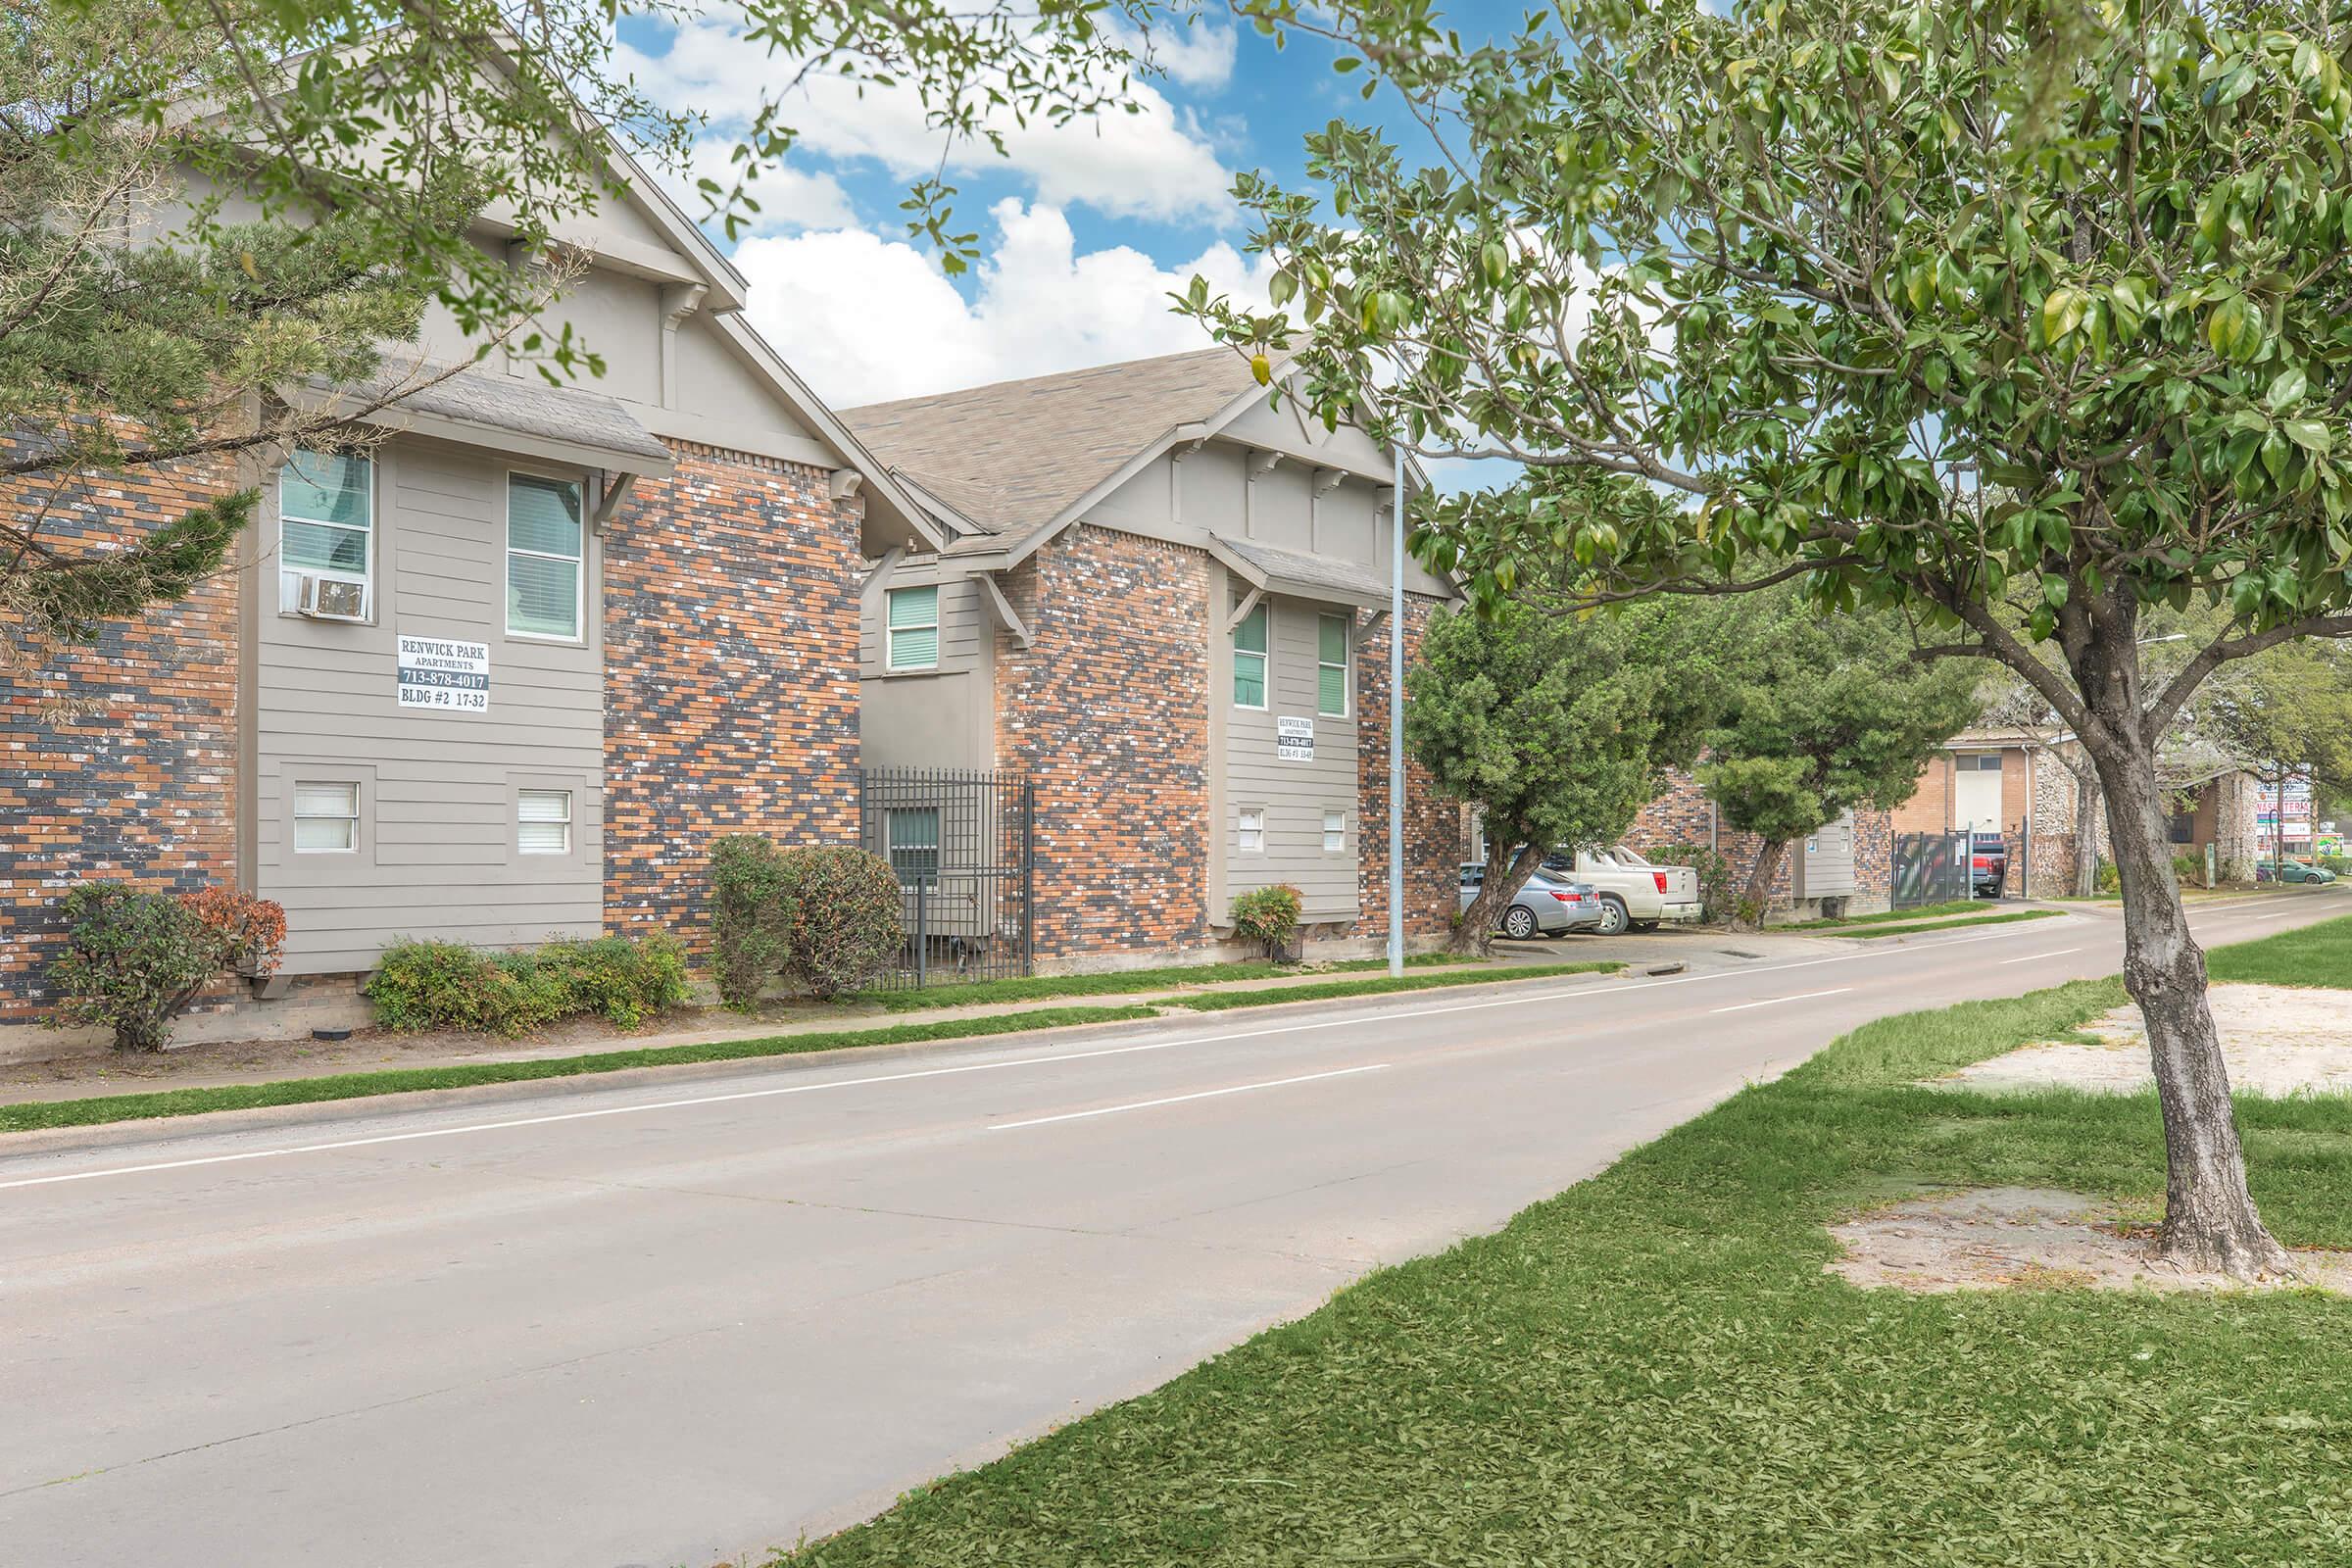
[294,573,370,622]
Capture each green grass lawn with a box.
[850,952,1472,1011]
[773,915,2352,1568]
[1164,959,1620,1011]
[1778,898,1993,929]
[1819,907,2064,940]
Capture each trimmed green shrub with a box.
[777,845,904,999]
[1647,842,1737,925]
[709,835,793,1010]
[2094,858,2122,896]
[1231,884,1304,961]
[47,883,288,1052]
[367,933,688,1038]
[706,839,905,1003]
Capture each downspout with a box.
[1388,447,1405,977]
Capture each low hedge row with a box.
[365,933,689,1038]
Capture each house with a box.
[1891,727,2263,894]
[1,141,935,1043]
[840,350,1464,968]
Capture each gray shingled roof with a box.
[310,364,674,466]
[1215,535,1390,603]
[841,347,1262,535]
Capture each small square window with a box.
[1317,613,1349,717]
[888,586,940,670]
[517,789,572,855]
[1238,808,1264,854]
[293,781,359,853]
[1233,602,1269,709]
[1323,809,1346,853]
[887,807,941,881]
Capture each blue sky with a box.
[612,6,1525,410]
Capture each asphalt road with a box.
[3,893,2341,1567]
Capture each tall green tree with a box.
[1700,603,1982,922]
[1196,0,2352,1271]
[1407,594,1723,953]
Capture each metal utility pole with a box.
[1389,441,1405,977]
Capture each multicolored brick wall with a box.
[1352,594,1459,940]
[993,524,1212,958]
[1,457,242,1021]
[602,442,863,954]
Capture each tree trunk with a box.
[1730,837,1789,930]
[1450,837,1548,955]
[2072,767,2101,898]
[2083,724,2294,1277]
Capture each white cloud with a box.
[647,139,858,234]
[735,199,1281,406]
[1136,21,1239,91]
[621,20,1235,224]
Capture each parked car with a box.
[1541,845,1702,935]
[1970,830,2009,898]
[1460,864,1605,939]
[2258,858,2337,885]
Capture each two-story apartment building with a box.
[841,349,1463,967]
[2,139,938,1039]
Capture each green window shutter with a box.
[889,586,940,668]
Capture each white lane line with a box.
[988,1063,1389,1132]
[0,919,2079,1196]
[1998,947,2083,965]
[1709,987,1852,1015]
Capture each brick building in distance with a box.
[3,141,940,1044]
[842,350,1463,968]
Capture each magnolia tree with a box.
[1406,593,1722,951]
[1196,0,2352,1273]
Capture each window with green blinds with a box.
[508,475,583,638]
[1317,613,1348,716]
[1233,601,1269,708]
[888,585,940,669]
[280,450,372,582]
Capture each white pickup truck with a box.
[1542,845,1703,935]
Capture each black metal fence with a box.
[1892,830,1973,908]
[858,767,1034,989]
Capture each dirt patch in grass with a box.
[1942,983,2352,1099]
[1829,1186,2352,1295]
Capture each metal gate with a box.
[1891,830,1972,908]
[858,767,1033,989]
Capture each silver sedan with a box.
[1460,864,1606,940]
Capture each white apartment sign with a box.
[396,635,491,712]
[1276,714,1315,762]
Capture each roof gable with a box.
[841,347,1261,535]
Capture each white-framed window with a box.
[292,781,360,853]
[516,789,572,855]
[280,448,373,601]
[1233,601,1269,709]
[1238,808,1265,853]
[887,807,941,881]
[1318,613,1349,717]
[887,585,940,670]
[1323,808,1346,853]
[507,473,585,640]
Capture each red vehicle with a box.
[1970,830,2009,898]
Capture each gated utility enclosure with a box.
[858,767,1034,988]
